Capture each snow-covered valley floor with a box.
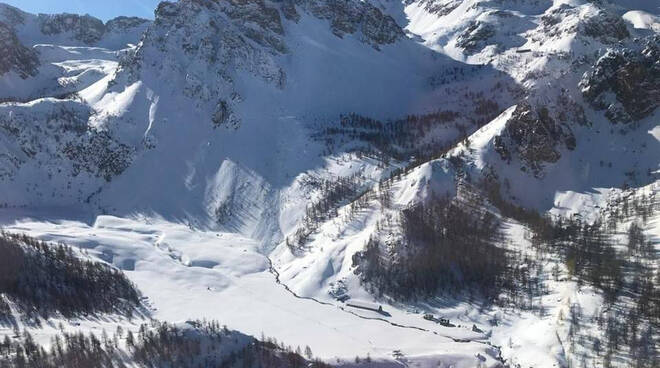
[4,200,650,368]
[0,211,513,367]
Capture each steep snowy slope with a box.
[373,0,660,206]
[0,0,517,238]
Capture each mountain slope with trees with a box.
[0,0,657,367]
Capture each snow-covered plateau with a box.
[0,0,657,367]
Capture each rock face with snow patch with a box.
[0,100,132,204]
[579,36,660,123]
[38,13,106,45]
[540,3,629,44]
[456,20,496,54]
[0,22,38,78]
[0,3,150,48]
[105,16,150,33]
[415,0,462,17]
[114,0,290,129]
[493,102,574,177]
[581,9,630,43]
[111,0,412,132]
[304,0,405,47]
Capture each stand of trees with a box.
[353,172,657,366]
[554,218,658,368]
[480,175,659,367]
[0,320,331,368]
[353,194,509,301]
[316,111,469,163]
[0,232,140,322]
[287,175,365,254]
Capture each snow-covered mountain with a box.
[0,3,149,101]
[0,3,150,48]
[0,0,657,367]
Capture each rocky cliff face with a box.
[105,16,150,33]
[0,3,25,28]
[407,0,657,180]
[112,0,410,132]
[580,36,660,123]
[0,3,151,101]
[494,102,575,178]
[303,0,404,47]
[538,3,630,44]
[456,20,496,54]
[114,0,290,130]
[581,8,630,43]
[38,13,106,45]
[0,3,150,48]
[0,22,38,78]
[414,0,462,17]
[0,100,133,183]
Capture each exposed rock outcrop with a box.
[494,102,575,177]
[0,22,39,78]
[115,0,407,130]
[540,4,629,44]
[456,21,496,54]
[579,36,660,123]
[38,13,106,45]
[0,3,150,47]
[0,100,132,183]
[0,3,25,27]
[415,0,461,17]
[105,16,150,33]
[581,9,630,43]
[304,0,405,48]
[63,132,133,181]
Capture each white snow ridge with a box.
[0,0,658,367]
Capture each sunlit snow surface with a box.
[1,213,502,367]
[4,177,656,367]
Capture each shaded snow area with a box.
[0,0,658,367]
